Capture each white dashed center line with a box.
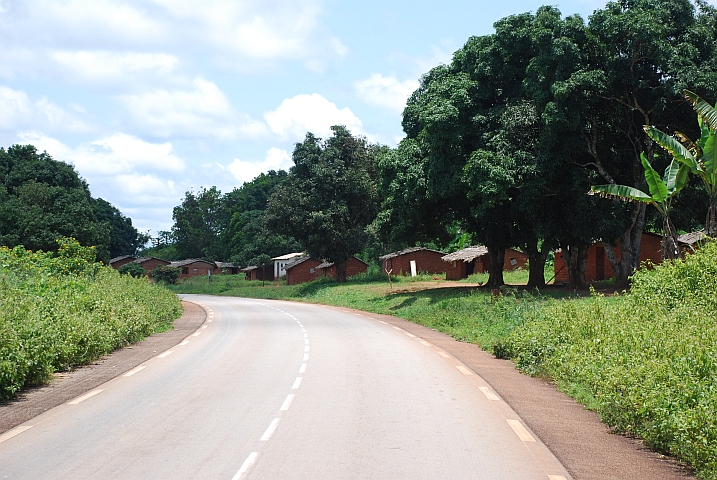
[280,394,295,411]
[260,419,280,441]
[231,452,258,480]
[292,377,303,389]
[299,363,307,373]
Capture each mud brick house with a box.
[215,261,240,275]
[380,247,456,276]
[109,255,137,269]
[284,256,323,285]
[242,265,274,281]
[316,257,369,280]
[170,259,217,280]
[553,232,663,283]
[272,252,305,278]
[133,257,170,273]
[441,246,528,280]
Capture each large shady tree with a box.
[265,126,380,283]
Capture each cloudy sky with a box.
[0,0,638,234]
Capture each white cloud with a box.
[16,132,185,175]
[264,93,363,141]
[355,73,419,113]
[0,85,90,133]
[227,147,293,184]
[49,50,179,87]
[120,78,268,139]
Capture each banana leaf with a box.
[685,89,717,132]
[644,126,699,174]
[590,184,652,203]
[641,153,669,203]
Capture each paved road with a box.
[0,295,570,479]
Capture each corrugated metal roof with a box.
[170,258,215,268]
[109,255,135,264]
[272,252,305,261]
[441,246,488,262]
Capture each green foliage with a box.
[0,145,111,260]
[0,243,181,399]
[498,243,717,478]
[118,262,145,278]
[93,198,149,258]
[150,265,180,285]
[266,126,380,282]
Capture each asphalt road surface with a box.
[0,295,571,479]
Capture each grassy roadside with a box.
[0,241,183,400]
[171,253,717,479]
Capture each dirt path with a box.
[1,299,694,479]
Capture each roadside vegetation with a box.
[0,239,182,400]
[173,245,717,479]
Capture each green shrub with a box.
[151,265,180,284]
[0,241,182,399]
[499,242,717,479]
[118,262,145,278]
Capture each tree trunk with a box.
[564,244,587,289]
[486,247,505,289]
[604,203,646,290]
[335,261,348,283]
[524,241,547,289]
[706,196,717,238]
[662,217,682,261]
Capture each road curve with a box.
[0,295,570,479]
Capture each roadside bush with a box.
[118,262,145,278]
[151,265,180,284]
[498,242,717,479]
[0,241,182,399]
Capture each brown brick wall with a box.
[382,250,449,276]
[320,257,368,280]
[286,258,323,285]
[445,249,527,280]
[248,268,274,281]
[137,258,170,273]
[554,233,664,283]
[110,257,136,269]
[178,262,217,280]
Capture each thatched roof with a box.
[678,231,707,246]
[379,247,445,261]
[441,246,488,263]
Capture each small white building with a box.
[272,252,305,278]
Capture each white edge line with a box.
[437,351,451,359]
[506,419,536,442]
[260,418,280,441]
[68,389,104,405]
[405,332,416,338]
[280,394,295,411]
[479,386,500,401]
[157,350,174,358]
[201,325,208,329]
[548,476,568,480]
[0,425,33,444]
[192,331,202,337]
[456,365,473,376]
[379,320,388,324]
[123,365,147,377]
[179,340,190,346]
[231,452,259,480]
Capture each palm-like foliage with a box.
[591,154,688,259]
[644,89,717,237]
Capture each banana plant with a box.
[590,153,688,260]
[644,89,717,237]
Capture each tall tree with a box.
[266,126,380,282]
[93,198,149,258]
[171,186,225,260]
[0,145,109,260]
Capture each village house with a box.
[272,252,305,278]
[441,246,528,280]
[284,256,323,285]
[132,257,170,274]
[109,255,137,269]
[215,261,240,275]
[553,232,664,283]
[379,247,454,276]
[316,257,369,280]
[170,259,217,280]
[242,265,274,281]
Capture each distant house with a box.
[215,261,240,275]
[553,232,663,283]
[678,231,708,254]
[379,247,452,276]
[133,257,170,273]
[242,265,274,281]
[316,257,369,280]
[170,259,217,280]
[284,256,323,285]
[272,252,305,278]
[442,246,528,280]
[109,255,137,269]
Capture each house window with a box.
[193,268,198,272]
[182,267,188,274]
[310,268,315,273]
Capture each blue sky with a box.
[0,0,671,234]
